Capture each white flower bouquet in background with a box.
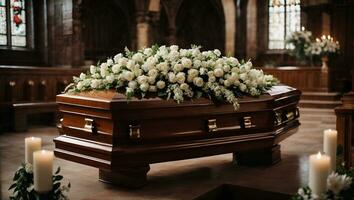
[66,45,278,110]
[286,27,313,61]
[306,35,340,57]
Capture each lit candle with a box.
[25,137,42,164]
[316,38,320,42]
[324,129,337,172]
[301,26,305,31]
[322,35,326,40]
[33,150,54,193]
[309,152,330,196]
[327,35,330,39]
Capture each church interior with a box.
[1,0,354,199]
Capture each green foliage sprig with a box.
[9,163,71,200]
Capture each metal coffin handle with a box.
[84,118,97,134]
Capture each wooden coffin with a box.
[54,85,301,187]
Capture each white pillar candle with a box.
[25,137,42,164]
[309,152,330,196]
[323,129,337,172]
[33,150,54,193]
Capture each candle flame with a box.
[316,152,322,159]
[301,26,305,31]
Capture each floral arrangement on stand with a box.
[66,45,278,110]
[9,164,70,200]
[285,27,313,62]
[306,36,340,69]
[286,28,340,67]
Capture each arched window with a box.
[0,0,27,48]
[268,0,301,49]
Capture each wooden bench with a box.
[12,102,58,132]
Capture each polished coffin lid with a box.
[54,85,301,168]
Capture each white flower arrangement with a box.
[306,36,340,57]
[66,45,278,110]
[293,172,354,200]
[286,28,313,61]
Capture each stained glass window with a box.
[268,0,301,49]
[0,0,27,47]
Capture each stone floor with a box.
[0,108,336,200]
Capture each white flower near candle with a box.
[25,137,42,164]
[33,150,54,193]
[309,152,330,197]
[327,172,352,195]
[323,129,338,172]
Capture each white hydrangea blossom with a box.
[68,45,278,109]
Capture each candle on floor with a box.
[309,152,330,196]
[323,129,337,172]
[33,150,54,193]
[25,137,42,164]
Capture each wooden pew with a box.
[0,66,83,132]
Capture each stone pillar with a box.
[246,0,257,60]
[136,13,150,49]
[221,0,236,55]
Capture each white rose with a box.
[157,62,169,72]
[90,65,96,74]
[124,71,134,81]
[113,53,122,63]
[199,67,207,75]
[132,53,144,63]
[148,76,156,84]
[231,67,240,73]
[208,76,216,83]
[207,71,214,77]
[188,69,199,78]
[180,83,189,91]
[128,81,138,89]
[224,80,231,87]
[223,65,230,72]
[100,63,109,77]
[193,77,204,87]
[213,49,221,57]
[187,75,194,83]
[156,80,166,89]
[118,57,128,66]
[148,69,158,78]
[92,73,100,79]
[77,81,84,90]
[140,83,149,92]
[173,63,183,72]
[214,68,224,77]
[168,72,177,83]
[144,48,153,56]
[168,50,180,61]
[112,64,120,73]
[181,57,192,68]
[176,72,186,84]
[137,75,148,84]
[107,59,113,66]
[170,45,179,52]
[127,60,136,70]
[240,73,247,81]
[239,83,247,92]
[244,61,252,71]
[148,85,157,92]
[193,60,201,68]
[79,73,86,79]
[106,75,115,83]
[133,69,143,77]
[90,79,100,89]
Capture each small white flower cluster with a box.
[296,172,353,200]
[287,29,312,46]
[306,36,340,56]
[69,45,278,109]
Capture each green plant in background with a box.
[9,163,71,200]
[285,28,313,62]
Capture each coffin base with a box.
[99,165,150,188]
[233,145,281,166]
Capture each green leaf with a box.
[8,183,17,190]
[55,167,61,175]
[53,175,63,181]
[53,182,61,191]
